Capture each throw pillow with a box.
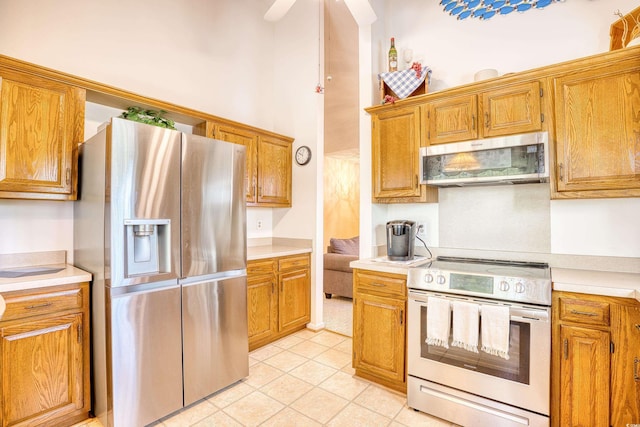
[330,236,359,255]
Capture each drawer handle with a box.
[635,324,640,332]
[371,283,386,287]
[570,309,598,317]
[635,357,640,382]
[26,302,53,310]
[563,339,568,360]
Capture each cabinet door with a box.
[481,81,542,138]
[611,304,640,426]
[247,273,278,349]
[215,124,259,204]
[278,267,310,331]
[0,69,84,199]
[427,94,478,145]
[353,292,405,384]
[371,106,421,199]
[0,313,85,427]
[257,135,292,207]
[559,324,610,427]
[554,61,640,195]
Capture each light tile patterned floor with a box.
[323,296,353,337]
[73,329,456,427]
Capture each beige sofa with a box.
[323,236,359,299]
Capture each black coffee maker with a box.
[386,220,416,261]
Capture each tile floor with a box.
[322,296,353,337]
[73,329,456,427]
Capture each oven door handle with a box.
[419,385,530,425]
[410,298,549,322]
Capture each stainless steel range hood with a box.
[419,132,549,187]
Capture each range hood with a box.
[420,132,549,187]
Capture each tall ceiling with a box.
[323,0,359,156]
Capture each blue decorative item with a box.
[444,1,459,12]
[451,5,466,15]
[440,0,563,20]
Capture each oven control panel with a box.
[407,268,551,306]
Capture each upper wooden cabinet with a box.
[211,123,258,203]
[552,56,640,198]
[426,81,543,145]
[368,104,437,203]
[481,81,542,137]
[426,93,478,145]
[195,121,293,207]
[257,135,292,207]
[0,68,85,200]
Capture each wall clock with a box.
[295,146,312,166]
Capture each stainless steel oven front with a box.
[407,289,551,427]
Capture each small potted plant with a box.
[120,107,177,130]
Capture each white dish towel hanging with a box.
[451,300,479,353]
[481,304,511,360]
[425,296,451,349]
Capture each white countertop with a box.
[0,264,92,293]
[248,245,312,261]
[352,256,640,303]
[552,268,640,302]
[350,256,432,276]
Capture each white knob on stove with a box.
[499,281,510,292]
[437,275,446,285]
[424,274,434,284]
[515,282,525,293]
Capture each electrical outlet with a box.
[417,222,426,236]
[257,220,263,230]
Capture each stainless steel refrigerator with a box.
[74,118,248,427]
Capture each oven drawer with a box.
[559,296,610,326]
[354,270,406,298]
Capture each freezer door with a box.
[182,274,249,405]
[181,134,246,277]
[109,118,182,287]
[109,284,183,426]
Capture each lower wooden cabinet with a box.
[247,253,311,351]
[552,291,640,427]
[0,282,90,427]
[352,269,407,393]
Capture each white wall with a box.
[365,0,640,261]
[0,0,288,257]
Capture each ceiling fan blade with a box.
[264,0,297,21]
[343,0,377,26]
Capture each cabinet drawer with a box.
[248,259,276,275]
[355,270,406,298]
[278,254,310,271]
[1,285,84,322]
[559,297,610,326]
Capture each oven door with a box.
[407,289,550,416]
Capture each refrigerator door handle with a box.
[180,270,247,287]
[109,280,179,297]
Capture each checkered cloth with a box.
[379,67,432,99]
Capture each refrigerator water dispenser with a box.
[125,219,171,277]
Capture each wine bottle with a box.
[388,37,398,72]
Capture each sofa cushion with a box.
[330,236,359,256]
[324,252,358,273]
